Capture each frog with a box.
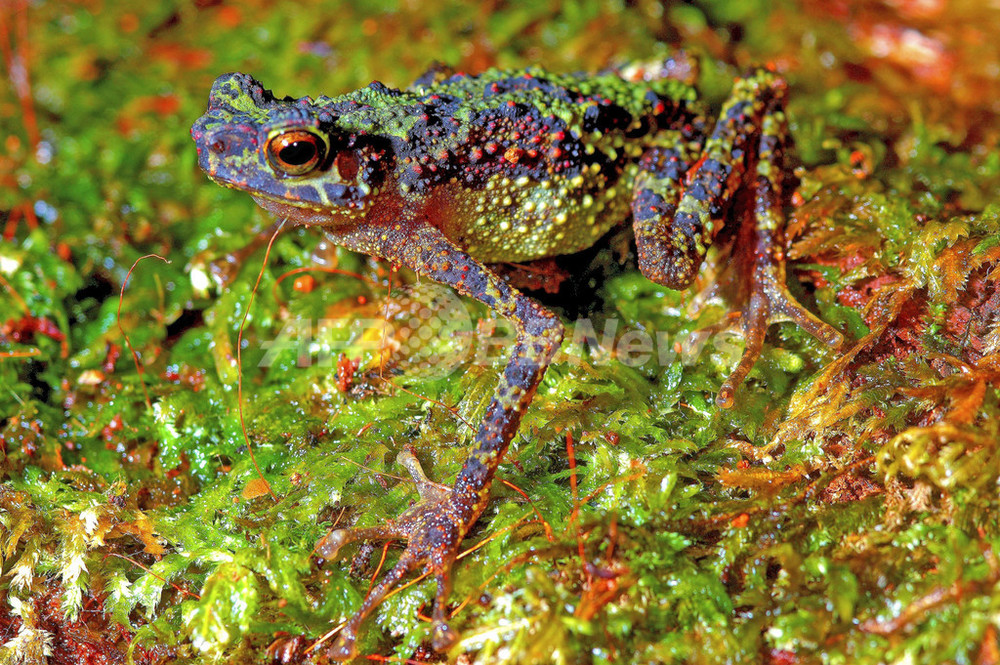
[191,57,844,659]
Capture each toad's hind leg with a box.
[714,94,844,407]
[633,70,843,408]
[712,74,843,407]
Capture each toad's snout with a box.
[191,123,261,179]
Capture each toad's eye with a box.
[266,130,326,176]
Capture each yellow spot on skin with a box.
[499,221,510,231]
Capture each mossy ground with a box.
[2,1,999,663]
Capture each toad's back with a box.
[312,68,704,261]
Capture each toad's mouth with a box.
[244,180,372,209]
[204,169,371,212]
[248,187,372,227]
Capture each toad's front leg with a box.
[316,220,563,660]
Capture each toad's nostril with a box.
[209,139,227,154]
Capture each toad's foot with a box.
[713,181,844,409]
[315,448,463,661]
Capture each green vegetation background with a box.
[2,0,1000,663]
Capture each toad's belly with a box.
[432,169,636,263]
